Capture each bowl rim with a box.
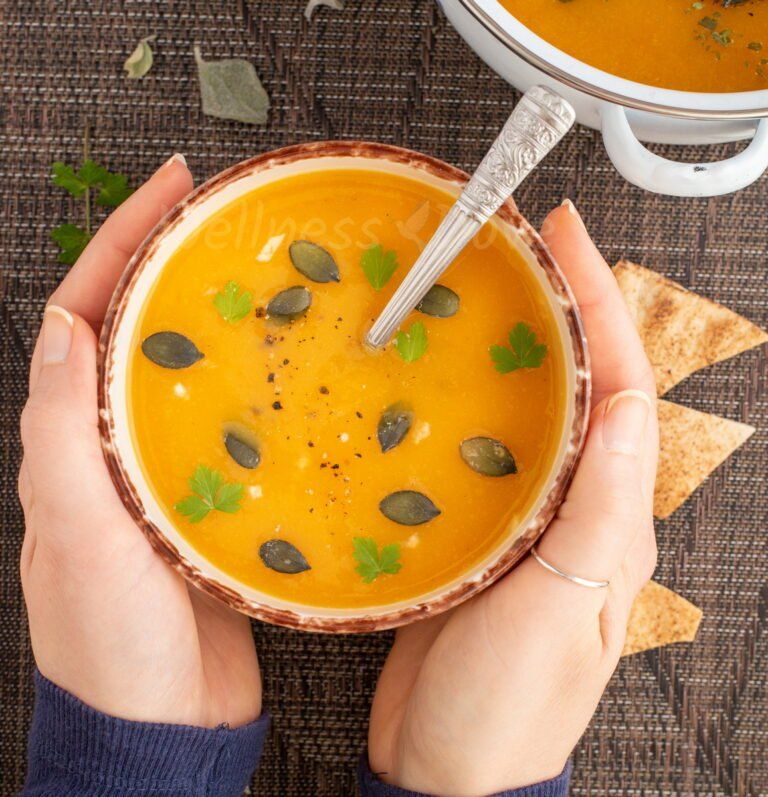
[452,0,768,120]
[97,140,591,633]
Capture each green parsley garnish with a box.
[50,128,133,264]
[490,322,547,373]
[360,244,399,290]
[175,465,243,523]
[394,321,428,362]
[214,281,253,323]
[353,537,402,583]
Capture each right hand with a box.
[19,155,262,729]
[368,200,659,796]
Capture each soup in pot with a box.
[498,0,768,93]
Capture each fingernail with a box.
[561,198,587,231]
[42,306,74,365]
[603,389,651,455]
[163,153,187,169]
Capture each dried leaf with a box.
[124,36,155,79]
[194,46,270,125]
[305,0,344,22]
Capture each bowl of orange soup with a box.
[98,142,589,632]
[439,0,768,196]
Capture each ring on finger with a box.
[530,545,610,589]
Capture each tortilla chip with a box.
[655,399,755,518]
[622,581,702,656]
[615,260,768,395]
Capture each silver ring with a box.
[530,546,609,589]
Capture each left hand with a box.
[368,202,659,796]
[19,155,262,729]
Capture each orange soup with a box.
[499,0,768,93]
[129,169,565,609]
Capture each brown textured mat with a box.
[0,1,766,795]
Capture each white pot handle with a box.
[601,103,768,197]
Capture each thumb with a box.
[529,389,656,608]
[21,306,121,537]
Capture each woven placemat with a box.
[1,2,766,795]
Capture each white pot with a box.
[439,0,768,196]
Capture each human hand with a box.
[19,155,261,729]
[368,201,658,796]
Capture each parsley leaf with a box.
[175,465,243,523]
[214,281,253,323]
[490,322,547,374]
[51,160,133,205]
[95,170,133,206]
[51,163,89,197]
[394,321,428,363]
[353,537,402,583]
[360,244,399,290]
[50,150,134,264]
[50,224,92,265]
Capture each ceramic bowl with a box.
[98,141,590,632]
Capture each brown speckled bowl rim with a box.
[97,141,591,634]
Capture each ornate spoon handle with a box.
[365,86,575,349]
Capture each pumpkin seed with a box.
[379,490,440,525]
[141,331,204,369]
[259,539,311,574]
[223,427,260,469]
[416,284,460,318]
[377,403,413,453]
[267,286,312,320]
[289,240,340,283]
[460,437,517,477]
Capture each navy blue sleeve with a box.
[358,755,571,797]
[20,671,269,797]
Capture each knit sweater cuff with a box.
[358,755,572,797]
[25,671,268,797]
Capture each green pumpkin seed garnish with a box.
[223,427,261,469]
[259,539,311,574]
[379,490,440,525]
[141,331,204,369]
[266,286,312,320]
[377,403,413,453]
[289,240,340,283]
[460,437,517,477]
[416,284,460,318]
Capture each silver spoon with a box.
[365,85,575,349]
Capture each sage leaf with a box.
[124,36,155,79]
[194,46,270,125]
[305,0,344,22]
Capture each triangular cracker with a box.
[655,399,755,518]
[615,260,768,395]
[622,581,702,656]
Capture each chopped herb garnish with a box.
[360,243,399,290]
[699,16,717,30]
[394,320,428,362]
[175,465,243,523]
[490,322,547,373]
[353,537,402,583]
[214,281,253,322]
